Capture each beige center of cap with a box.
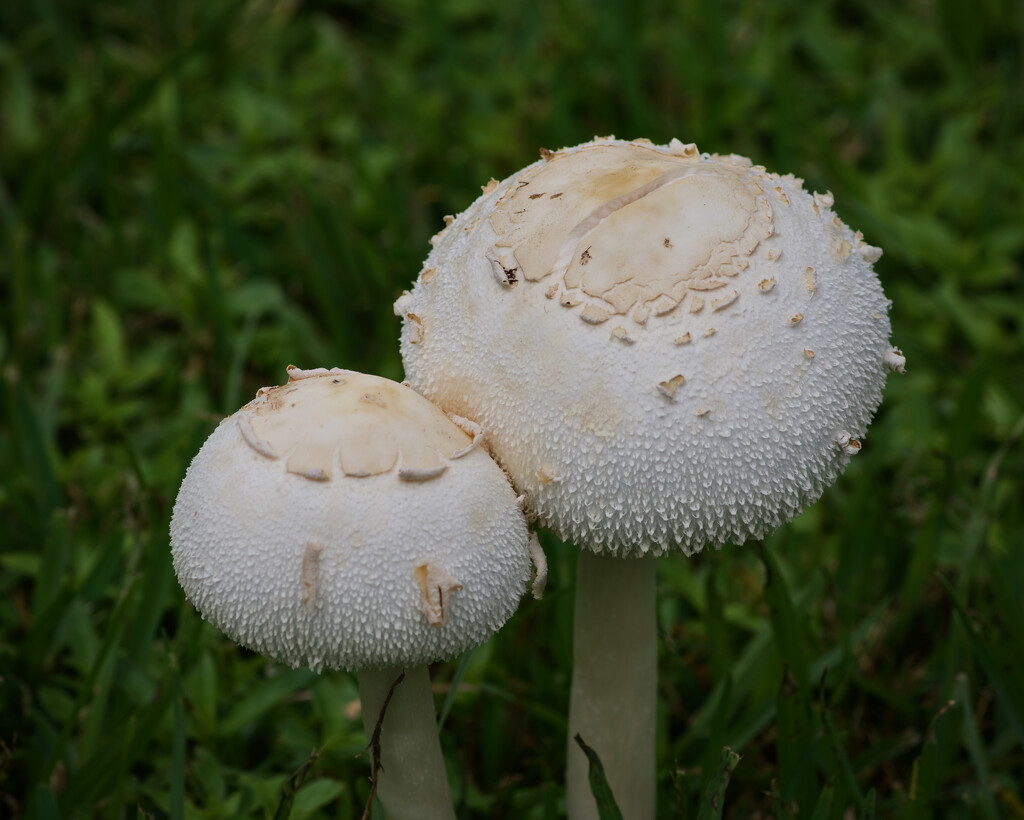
[239,370,472,480]
[490,143,772,325]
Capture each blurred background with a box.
[1,0,1022,817]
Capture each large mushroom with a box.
[395,138,904,818]
[171,366,540,820]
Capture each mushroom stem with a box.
[566,551,657,820]
[357,665,457,820]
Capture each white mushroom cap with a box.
[398,138,903,557]
[170,366,532,672]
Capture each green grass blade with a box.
[5,367,62,518]
[122,541,175,662]
[809,780,835,820]
[221,668,319,736]
[821,705,866,812]
[171,670,186,820]
[863,788,877,820]
[56,706,138,814]
[939,573,1024,750]
[905,697,960,819]
[696,747,740,820]
[775,663,817,812]
[954,674,999,820]
[572,734,624,820]
[437,650,474,731]
[698,673,733,801]
[757,543,811,691]
[47,573,138,785]
[273,748,323,820]
[705,559,732,681]
[31,511,71,621]
[35,785,60,820]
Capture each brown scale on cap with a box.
[414,563,463,627]
[804,267,818,292]
[301,542,324,610]
[656,374,687,399]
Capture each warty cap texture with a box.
[397,138,903,556]
[170,367,531,671]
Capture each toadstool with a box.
[395,138,904,818]
[171,365,540,820]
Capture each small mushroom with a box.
[396,138,903,819]
[170,366,537,820]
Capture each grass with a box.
[1,0,1023,817]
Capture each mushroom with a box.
[170,365,539,820]
[395,138,903,818]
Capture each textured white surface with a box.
[398,138,900,556]
[170,370,531,671]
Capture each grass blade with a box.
[698,673,733,801]
[939,573,1024,750]
[775,662,816,812]
[5,367,62,518]
[221,668,319,736]
[696,747,740,820]
[809,780,835,820]
[437,650,474,731]
[954,674,999,820]
[821,704,866,812]
[905,697,960,819]
[863,788,877,820]
[573,733,624,820]
[757,543,811,691]
[171,671,186,820]
[35,785,61,820]
[274,748,323,820]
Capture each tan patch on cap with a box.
[488,142,773,328]
[240,370,471,480]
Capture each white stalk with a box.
[566,551,657,820]
[357,665,457,820]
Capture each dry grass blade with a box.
[273,747,324,820]
[360,672,406,820]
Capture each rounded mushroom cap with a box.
[398,138,903,557]
[170,367,531,672]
